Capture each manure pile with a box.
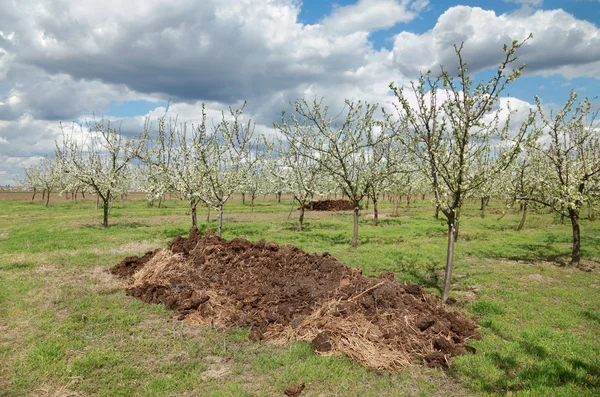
[303,200,356,211]
[111,228,477,370]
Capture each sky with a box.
[0,0,599,185]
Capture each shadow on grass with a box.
[581,309,600,325]
[466,327,600,394]
[395,261,442,293]
[81,222,149,230]
[504,243,568,264]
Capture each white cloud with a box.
[504,0,543,6]
[322,0,425,34]
[391,6,600,79]
[0,1,598,185]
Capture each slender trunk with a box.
[158,195,163,208]
[588,202,595,221]
[480,197,487,218]
[45,190,51,207]
[517,202,528,231]
[434,204,440,219]
[298,204,305,231]
[351,204,359,247]
[31,188,37,201]
[96,195,99,210]
[42,190,46,201]
[191,201,197,228]
[288,198,296,220]
[278,192,282,203]
[442,221,456,303]
[406,195,411,211]
[373,195,379,226]
[217,207,224,237]
[560,213,565,224]
[251,193,255,212]
[82,191,85,199]
[242,193,246,205]
[569,209,581,266]
[206,205,211,222]
[103,199,109,228]
[421,193,425,201]
[454,207,461,241]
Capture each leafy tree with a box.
[525,91,600,265]
[389,38,534,302]
[56,120,147,227]
[271,127,323,231]
[21,162,42,201]
[277,98,393,247]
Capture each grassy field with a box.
[0,194,599,396]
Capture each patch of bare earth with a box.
[111,228,478,371]
[201,355,234,380]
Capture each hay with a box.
[130,249,187,288]
[268,298,430,370]
[112,229,478,371]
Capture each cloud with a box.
[0,1,598,185]
[391,6,600,79]
[504,0,543,6]
[322,0,427,34]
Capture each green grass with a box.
[0,194,599,396]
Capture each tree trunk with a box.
[406,195,411,211]
[480,197,487,218]
[206,205,211,222]
[251,193,255,212]
[82,191,85,199]
[569,209,581,266]
[31,187,37,201]
[422,193,425,201]
[453,207,461,241]
[158,195,163,208]
[560,212,565,224]
[588,202,595,221]
[351,205,360,247]
[42,190,46,201]
[191,202,197,228]
[217,207,224,237]
[517,202,528,231]
[102,199,109,228]
[434,204,440,219]
[242,192,246,205]
[278,192,282,203]
[373,194,379,226]
[442,221,456,303]
[96,195,99,210]
[45,190,51,207]
[298,204,305,231]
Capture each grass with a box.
[0,194,599,396]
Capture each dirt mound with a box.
[111,228,478,370]
[303,200,356,211]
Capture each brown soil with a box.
[111,228,478,370]
[303,200,357,211]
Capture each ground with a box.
[0,193,599,396]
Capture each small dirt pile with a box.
[111,228,477,370]
[303,200,356,211]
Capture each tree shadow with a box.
[395,261,442,293]
[464,326,599,394]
